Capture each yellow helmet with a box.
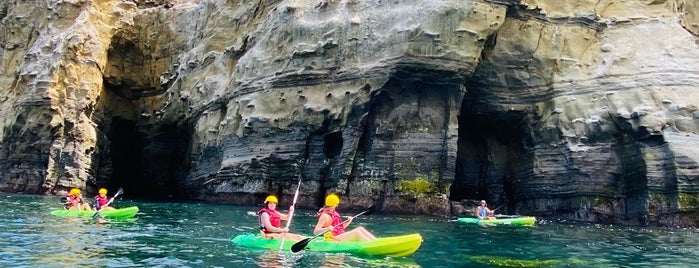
[325,194,340,207]
[98,188,107,195]
[264,195,278,204]
[69,188,81,195]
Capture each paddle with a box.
[291,205,374,253]
[492,204,505,213]
[494,214,522,218]
[92,187,123,220]
[278,170,304,251]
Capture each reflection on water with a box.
[255,252,301,267]
[1,194,699,267]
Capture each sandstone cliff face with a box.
[1,0,698,226]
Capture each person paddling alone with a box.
[313,194,377,242]
[475,200,496,220]
[65,188,91,211]
[94,188,115,211]
[258,195,305,241]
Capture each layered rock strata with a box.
[0,0,698,226]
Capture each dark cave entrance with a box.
[324,131,343,158]
[107,117,190,199]
[450,91,531,208]
[108,117,145,197]
[102,29,189,200]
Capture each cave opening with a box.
[106,117,191,199]
[323,131,343,158]
[108,117,146,197]
[101,28,189,200]
[450,91,530,208]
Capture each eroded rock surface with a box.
[1,0,698,226]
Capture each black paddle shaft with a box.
[290,206,373,253]
[493,204,505,211]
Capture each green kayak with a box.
[457,216,536,226]
[50,206,139,220]
[232,233,422,258]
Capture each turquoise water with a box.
[1,194,698,267]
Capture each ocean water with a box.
[1,194,698,267]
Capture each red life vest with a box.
[65,194,81,209]
[95,195,109,209]
[320,209,345,235]
[258,208,281,233]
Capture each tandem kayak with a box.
[457,216,536,226]
[50,206,139,220]
[232,233,422,258]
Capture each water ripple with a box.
[2,195,699,267]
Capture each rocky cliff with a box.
[1,0,698,226]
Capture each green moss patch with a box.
[678,192,699,210]
[470,255,564,267]
[396,178,433,198]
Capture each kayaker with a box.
[475,200,496,220]
[93,188,115,211]
[65,188,91,211]
[258,195,305,240]
[313,193,377,242]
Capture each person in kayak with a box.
[93,188,115,211]
[64,188,92,211]
[258,195,305,240]
[313,193,377,242]
[475,200,496,220]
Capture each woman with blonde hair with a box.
[64,188,91,211]
[313,194,376,242]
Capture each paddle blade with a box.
[291,238,312,253]
[91,210,102,220]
